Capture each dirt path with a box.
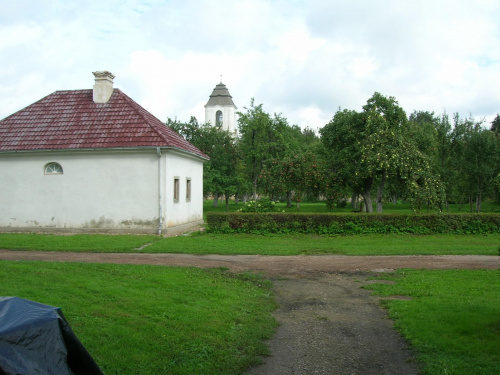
[1,250,498,374]
[248,273,419,375]
[0,251,497,274]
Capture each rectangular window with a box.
[186,178,191,202]
[174,177,180,202]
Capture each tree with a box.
[166,116,200,144]
[237,100,301,200]
[320,108,369,209]
[445,114,500,211]
[491,114,500,138]
[321,93,444,213]
[237,100,274,200]
[260,151,325,211]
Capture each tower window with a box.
[216,110,223,127]
[44,162,63,175]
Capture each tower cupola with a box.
[204,81,238,135]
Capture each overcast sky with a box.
[1,0,499,131]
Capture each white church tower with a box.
[204,80,238,135]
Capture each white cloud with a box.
[122,49,259,122]
[1,0,499,128]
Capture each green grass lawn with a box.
[365,269,500,375]
[0,233,161,251]
[144,233,500,255]
[205,199,500,217]
[1,232,498,255]
[0,261,277,375]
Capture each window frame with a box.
[44,162,63,175]
[186,177,191,202]
[173,177,180,203]
[216,110,223,127]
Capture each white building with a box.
[0,71,209,235]
[204,81,238,134]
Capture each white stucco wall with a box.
[163,150,204,229]
[205,105,237,134]
[0,148,204,233]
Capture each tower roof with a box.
[204,83,237,108]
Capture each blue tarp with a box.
[0,297,103,375]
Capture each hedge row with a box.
[206,212,500,235]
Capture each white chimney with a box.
[92,71,115,103]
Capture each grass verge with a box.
[144,233,500,255]
[365,269,500,375]
[1,232,497,255]
[0,261,277,375]
[0,233,160,252]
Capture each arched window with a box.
[44,162,63,175]
[216,110,223,127]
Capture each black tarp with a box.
[0,297,104,375]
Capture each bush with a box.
[206,212,500,235]
[237,197,283,213]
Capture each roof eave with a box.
[0,146,210,161]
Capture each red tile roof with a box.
[0,89,208,159]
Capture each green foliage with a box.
[490,114,500,137]
[436,113,500,211]
[366,270,500,375]
[0,261,277,375]
[320,93,445,213]
[237,197,282,213]
[171,93,499,214]
[259,151,326,209]
[237,100,282,199]
[206,212,500,235]
[236,100,323,200]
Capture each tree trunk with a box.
[361,178,374,213]
[351,193,358,209]
[376,172,386,213]
[225,195,230,212]
[469,195,473,213]
[296,201,300,211]
[287,191,292,208]
[476,192,482,212]
[362,193,373,213]
[213,192,219,207]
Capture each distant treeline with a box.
[168,93,500,213]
